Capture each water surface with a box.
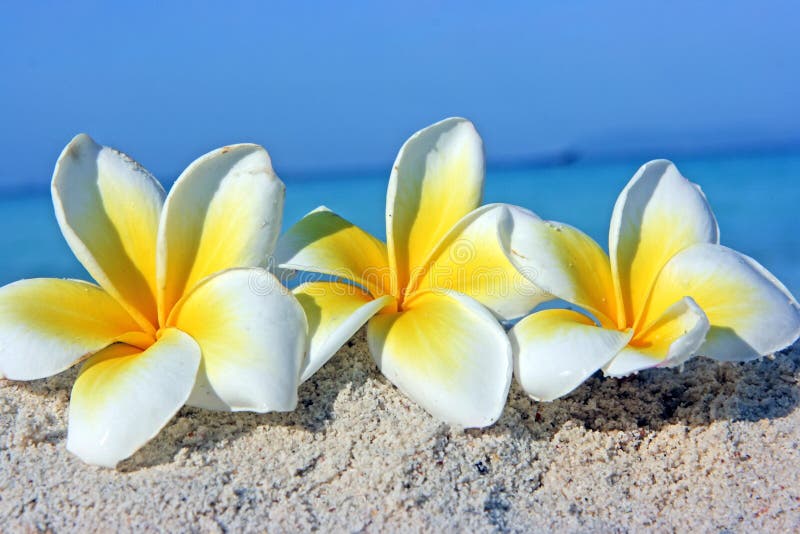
[1,153,797,295]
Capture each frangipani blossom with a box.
[276,118,545,427]
[505,160,800,401]
[0,135,307,467]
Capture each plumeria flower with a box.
[276,118,545,427]
[0,135,306,467]
[505,160,800,401]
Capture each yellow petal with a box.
[52,134,164,331]
[295,281,394,382]
[386,118,484,294]
[0,278,142,380]
[604,297,709,377]
[641,244,800,362]
[169,268,307,412]
[275,207,390,297]
[609,160,718,328]
[504,208,618,327]
[157,144,284,323]
[367,289,511,428]
[66,328,200,467]
[411,204,547,320]
[509,309,632,401]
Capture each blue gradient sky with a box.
[1,1,798,186]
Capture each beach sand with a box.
[1,331,798,532]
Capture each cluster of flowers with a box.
[1,119,798,467]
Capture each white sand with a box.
[1,331,799,532]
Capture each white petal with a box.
[52,134,164,330]
[275,206,390,297]
[386,118,484,293]
[410,204,548,320]
[643,243,800,362]
[169,268,307,412]
[609,160,719,327]
[157,144,285,323]
[66,328,200,467]
[503,206,619,326]
[0,278,142,380]
[604,297,709,377]
[293,281,394,382]
[509,309,631,401]
[601,347,662,378]
[367,289,511,428]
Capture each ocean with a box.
[1,153,798,296]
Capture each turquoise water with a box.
[0,153,798,295]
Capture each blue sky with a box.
[1,1,798,186]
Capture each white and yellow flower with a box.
[505,160,800,401]
[0,135,307,467]
[276,118,545,427]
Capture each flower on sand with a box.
[505,160,800,401]
[0,135,307,467]
[276,118,545,427]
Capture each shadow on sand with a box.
[12,331,799,472]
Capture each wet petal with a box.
[169,268,306,412]
[604,297,709,377]
[609,160,719,327]
[275,207,390,297]
[52,134,164,330]
[367,289,511,428]
[386,118,484,293]
[412,204,547,320]
[0,278,142,380]
[642,243,800,362]
[157,144,284,323]
[504,207,618,327]
[66,328,200,467]
[294,281,394,382]
[510,309,632,401]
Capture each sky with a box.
[0,1,798,187]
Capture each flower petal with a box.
[294,281,394,382]
[66,328,200,467]
[386,118,484,294]
[641,243,800,362]
[604,297,709,377]
[275,207,390,297]
[169,268,306,412]
[367,289,511,428]
[411,204,547,320]
[609,160,719,328]
[509,309,632,401]
[0,278,142,380]
[504,207,618,327]
[52,134,164,331]
[157,144,284,323]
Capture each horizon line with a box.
[1,141,799,198]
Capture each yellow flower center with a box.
[114,330,157,351]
